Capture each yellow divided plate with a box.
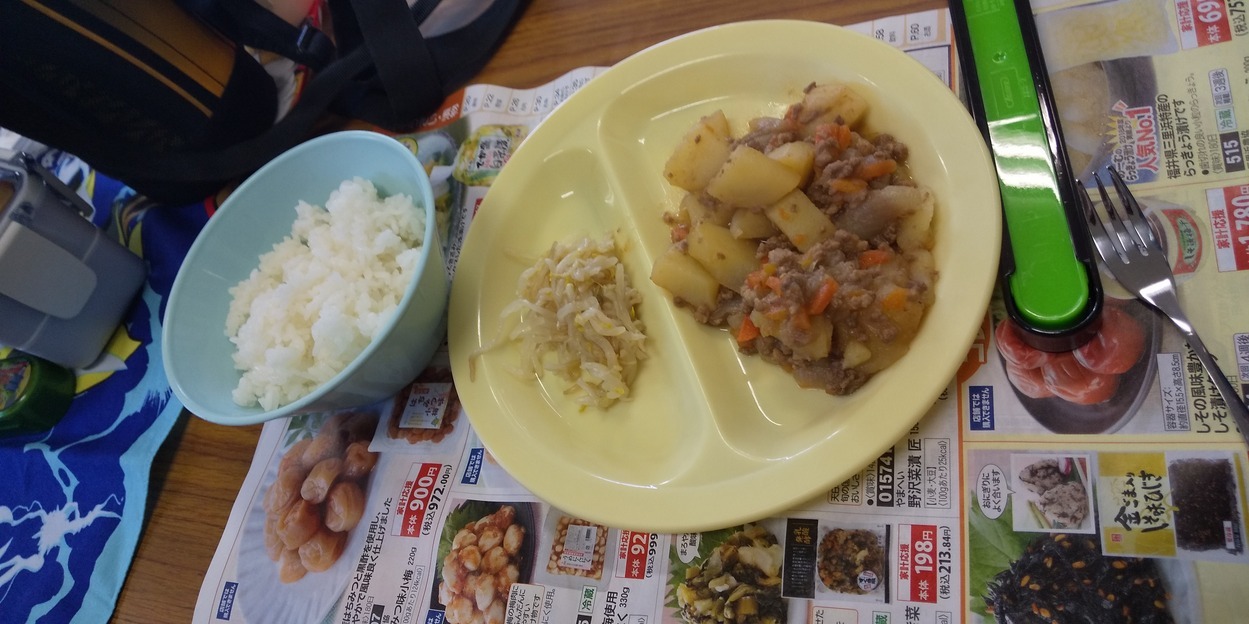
[448,20,1001,532]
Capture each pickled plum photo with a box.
[995,299,1148,409]
[994,319,1053,370]
[1039,352,1119,406]
[1004,361,1053,400]
[992,298,1160,434]
[1073,304,1146,375]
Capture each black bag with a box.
[0,0,525,204]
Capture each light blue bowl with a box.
[162,131,448,426]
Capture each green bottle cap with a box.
[0,351,76,436]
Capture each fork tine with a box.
[1106,166,1161,254]
[1092,172,1137,260]
[1077,178,1122,266]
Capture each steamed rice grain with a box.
[226,177,425,410]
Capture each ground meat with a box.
[757,337,871,395]
[756,234,797,258]
[813,144,863,180]
[748,241,848,344]
[871,133,909,162]
[738,227,911,395]
[690,288,743,327]
[737,116,802,152]
[799,233,856,263]
[807,160,863,215]
[817,235,871,277]
[804,184,851,218]
[845,307,899,342]
[807,134,914,215]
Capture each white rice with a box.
[225,177,425,410]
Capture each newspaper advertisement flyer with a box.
[961,1,1249,622]
[196,4,1249,624]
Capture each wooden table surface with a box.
[109,1,944,621]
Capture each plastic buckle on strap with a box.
[295,20,336,69]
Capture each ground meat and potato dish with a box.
[651,82,936,395]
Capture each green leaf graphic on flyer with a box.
[967,498,1031,617]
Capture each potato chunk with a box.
[705,145,802,207]
[747,310,832,361]
[896,187,935,252]
[663,111,733,192]
[764,189,836,251]
[906,249,936,296]
[650,246,721,310]
[789,314,833,361]
[681,192,733,227]
[842,340,872,369]
[852,287,926,374]
[794,83,869,131]
[766,141,816,187]
[729,208,779,239]
[687,222,759,292]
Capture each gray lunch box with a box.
[0,155,146,368]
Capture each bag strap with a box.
[348,0,442,126]
[179,0,459,125]
[97,0,523,196]
[410,0,446,25]
[176,0,336,70]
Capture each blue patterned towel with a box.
[0,153,210,622]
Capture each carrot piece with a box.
[806,278,840,315]
[745,263,780,292]
[880,287,910,311]
[812,123,853,149]
[836,124,853,149]
[737,316,761,344]
[765,275,783,295]
[745,269,766,291]
[854,158,897,180]
[830,178,868,194]
[858,249,893,268]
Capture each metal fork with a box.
[1079,167,1249,442]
